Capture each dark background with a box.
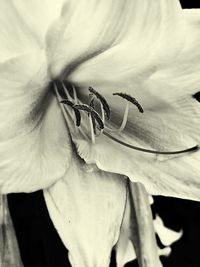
[7,1,200,267]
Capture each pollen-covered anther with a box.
[88,87,111,119]
[113,92,144,113]
[74,104,104,131]
[60,99,81,127]
[73,104,104,144]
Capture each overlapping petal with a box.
[1,0,196,197]
[72,94,200,200]
[147,9,200,100]
[0,51,72,193]
[44,155,127,267]
[0,0,66,62]
[57,1,200,199]
[67,5,200,201]
[46,0,184,79]
[0,0,76,193]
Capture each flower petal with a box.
[154,214,183,247]
[0,51,72,193]
[11,0,66,45]
[45,0,184,79]
[146,8,200,101]
[69,8,200,201]
[73,98,200,201]
[115,192,136,267]
[44,156,127,267]
[0,0,65,62]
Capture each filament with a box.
[62,82,72,100]
[118,102,129,132]
[101,103,105,125]
[89,114,95,144]
[104,102,130,133]
[72,85,78,104]
[54,83,71,126]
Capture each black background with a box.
[7,1,200,267]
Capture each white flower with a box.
[0,1,200,266]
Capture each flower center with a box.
[53,80,199,156]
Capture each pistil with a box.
[54,81,199,156]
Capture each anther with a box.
[74,104,104,130]
[53,81,89,140]
[88,87,111,119]
[60,99,81,127]
[113,92,144,113]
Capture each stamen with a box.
[74,104,104,130]
[53,80,66,98]
[89,97,95,109]
[103,92,143,133]
[104,101,130,133]
[60,99,81,127]
[88,87,111,119]
[113,92,144,113]
[103,131,199,155]
[54,82,89,140]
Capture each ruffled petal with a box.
[0,51,72,193]
[0,0,65,62]
[44,156,127,267]
[45,0,184,79]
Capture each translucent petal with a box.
[0,51,72,193]
[44,156,127,267]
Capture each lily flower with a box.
[0,0,200,266]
